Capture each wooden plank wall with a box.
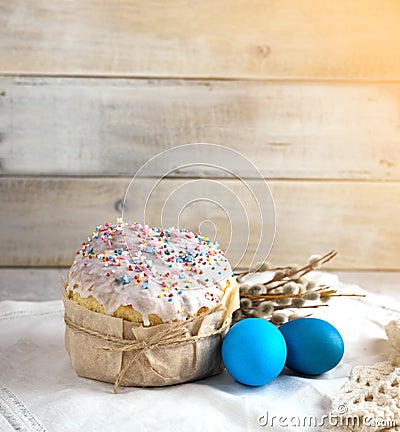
[1,0,399,270]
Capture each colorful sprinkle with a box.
[120,275,131,285]
[71,220,233,321]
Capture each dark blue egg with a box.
[222,318,287,386]
[279,318,344,375]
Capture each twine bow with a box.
[64,312,230,393]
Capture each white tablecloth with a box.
[1,273,399,432]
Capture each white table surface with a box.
[0,269,399,432]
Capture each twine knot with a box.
[64,311,229,393]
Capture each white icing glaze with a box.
[67,219,234,325]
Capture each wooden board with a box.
[1,77,400,180]
[1,1,400,79]
[1,177,399,270]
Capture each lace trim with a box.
[0,384,47,432]
[323,319,400,431]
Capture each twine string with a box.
[64,313,229,393]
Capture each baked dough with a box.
[67,219,235,326]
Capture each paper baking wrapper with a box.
[63,280,239,389]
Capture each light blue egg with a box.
[279,318,344,376]
[222,318,287,386]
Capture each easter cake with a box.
[63,219,239,390]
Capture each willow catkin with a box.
[233,250,359,326]
[248,309,264,318]
[306,280,317,291]
[320,295,332,304]
[287,264,300,275]
[270,286,284,294]
[274,297,292,306]
[258,262,272,272]
[283,282,299,295]
[257,301,275,315]
[291,297,306,308]
[308,254,322,269]
[239,284,250,293]
[232,309,243,321]
[297,277,308,286]
[298,285,307,294]
[303,292,320,301]
[270,312,288,325]
[240,298,252,309]
[248,284,264,296]
[274,270,287,280]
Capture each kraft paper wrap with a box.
[63,280,239,392]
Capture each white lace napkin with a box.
[0,273,399,432]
